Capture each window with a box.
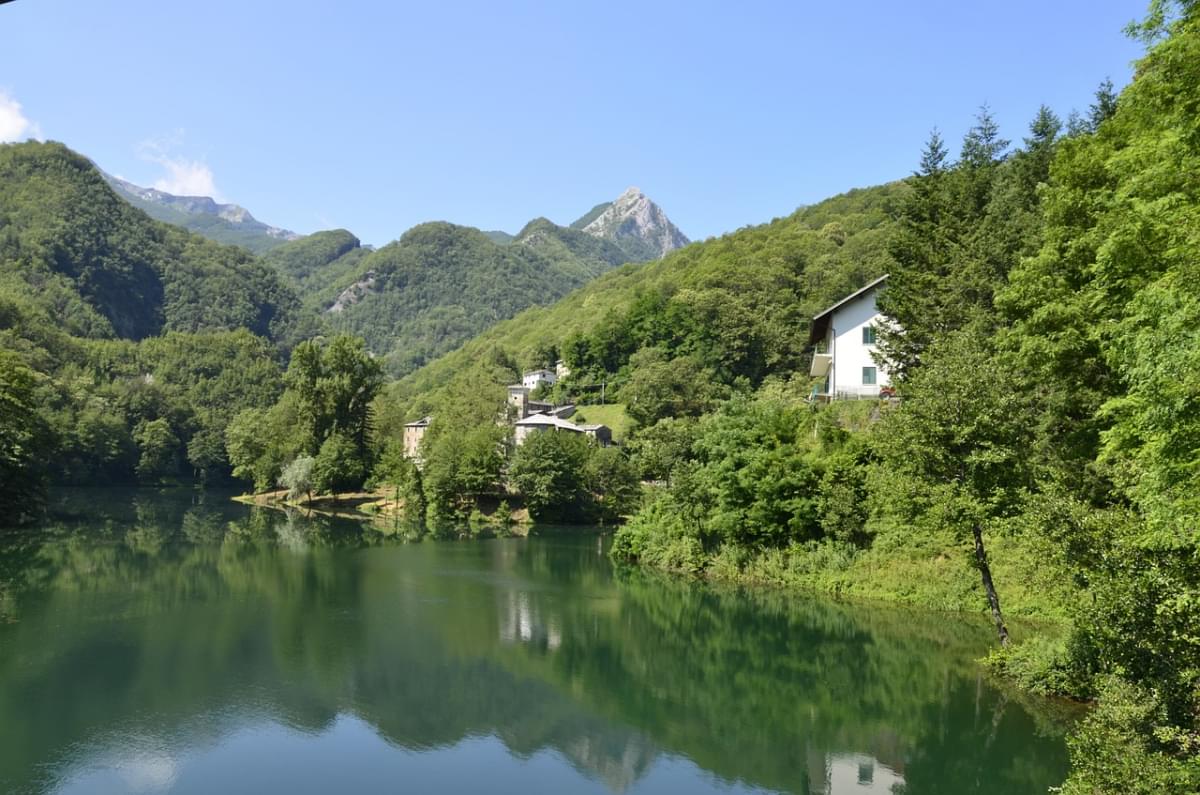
[862,366,877,385]
[862,325,877,345]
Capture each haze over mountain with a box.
[101,171,302,254]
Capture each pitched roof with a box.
[812,274,889,322]
[404,416,433,428]
[809,274,888,345]
[514,414,585,431]
[514,413,609,434]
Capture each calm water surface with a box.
[0,489,1075,794]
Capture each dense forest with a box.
[3,2,1200,790]
[311,210,675,378]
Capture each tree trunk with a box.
[972,522,1009,647]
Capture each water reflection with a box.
[0,489,1076,794]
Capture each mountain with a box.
[572,187,690,261]
[0,141,312,344]
[259,228,371,298]
[306,189,688,379]
[384,181,908,418]
[314,221,624,377]
[101,172,302,254]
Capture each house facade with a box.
[808,275,892,400]
[522,369,557,390]
[403,416,432,460]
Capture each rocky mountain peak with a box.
[580,187,688,260]
[100,171,301,245]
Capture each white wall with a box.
[827,291,890,397]
[522,370,557,390]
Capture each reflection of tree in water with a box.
[0,491,1073,795]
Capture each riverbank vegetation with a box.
[3,3,1199,790]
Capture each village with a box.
[404,276,894,463]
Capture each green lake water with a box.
[0,489,1076,794]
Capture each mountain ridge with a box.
[100,171,302,254]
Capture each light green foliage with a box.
[875,331,1033,531]
[385,182,906,416]
[569,403,632,442]
[225,396,304,492]
[279,455,315,502]
[615,395,845,558]
[1062,677,1200,795]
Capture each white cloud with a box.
[138,133,223,199]
[0,91,41,142]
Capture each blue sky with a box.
[1,1,1145,247]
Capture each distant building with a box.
[522,368,557,390]
[507,384,556,419]
[808,275,892,400]
[514,413,612,447]
[554,359,570,379]
[403,416,432,460]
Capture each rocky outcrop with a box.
[580,187,689,260]
[101,171,301,249]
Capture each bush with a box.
[1062,677,1200,795]
[279,455,315,502]
[312,432,367,495]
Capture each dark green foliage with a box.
[507,431,640,523]
[509,432,593,523]
[259,229,369,296]
[285,334,383,459]
[0,350,51,524]
[621,347,729,428]
[311,432,366,495]
[421,421,508,522]
[372,441,426,520]
[320,220,634,378]
[0,142,313,346]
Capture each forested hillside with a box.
[383,181,905,421]
[0,141,322,519]
[0,142,313,344]
[316,217,660,378]
[259,228,370,298]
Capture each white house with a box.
[522,369,557,390]
[808,274,892,400]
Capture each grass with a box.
[571,403,633,442]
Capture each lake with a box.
[0,489,1075,794]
